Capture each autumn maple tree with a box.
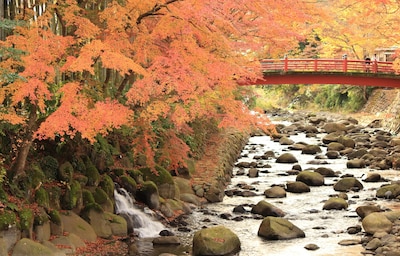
[0,0,317,179]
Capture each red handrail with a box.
[260,58,395,74]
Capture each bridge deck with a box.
[239,58,400,87]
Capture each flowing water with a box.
[114,188,165,238]
[115,122,400,256]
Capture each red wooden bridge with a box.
[239,58,400,87]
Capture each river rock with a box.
[279,136,294,145]
[257,217,305,240]
[153,236,181,245]
[327,142,345,151]
[333,177,364,192]
[356,205,382,219]
[363,173,383,182]
[286,181,310,193]
[314,167,337,177]
[365,237,382,250]
[304,243,319,251]
[251,200,285,217]
[376,184,400,199]
[276,153,298,163]
[362,212,393,234]
[192,226,241,256]
[301,144,322,155]
[326,150,340,159]
[264,186,286,198]
[346,158,366,168]
[323,122,348,133]
[248,168,259,178]
[296,171,324,186]
[322,197,348,210]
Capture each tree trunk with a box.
[11,104,37,180]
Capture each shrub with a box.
[40,156,59,180]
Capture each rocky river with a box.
[132,110,400,256]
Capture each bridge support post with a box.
[284,56,288,72]
[343,56,348,72]
[314,59,318,71]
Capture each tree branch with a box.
[136,0,182,24]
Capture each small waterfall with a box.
[114,188,165,238]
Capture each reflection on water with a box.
[176,131,399,256]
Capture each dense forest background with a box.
[0,0,399,204]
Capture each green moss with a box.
[0,211,16,230]
[93,187,109,205]
[19,208,33,231]
[47,186,61,210]
[137,181,158,195]
[80,203,104,222]
[40,156,59,180]
[72,156,86,174]
[99,174,114,198]
[84,157,100,186]
[82,189,95,205]
[120,175,137,194]
[112,168,125,177]
[34,212,49,226]
[35,187,50,209]
[29,163,46,188]
[74,173,88,186]
[58,161,74,183]
[140,165,174,186]
[0,185,7,202]
[62,180,82,210]
[48,210,61,225]
[127,169,143,184]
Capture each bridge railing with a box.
[260,58,395,74]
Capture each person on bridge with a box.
[364,56,371,72]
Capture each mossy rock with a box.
[39,156,59,180]
[47,186,61,210]
[48,209,61,225]
[61,180,82,210]
[136,181,160,209]
[193,226,241,256]
[0,210,16,230]
[35,187,50,209]
[120,175,137,195]
[92,187,109,205]
[99,174,114,198]
[111,168,125,177]
[80,202,104,223]
[0,185,7,203]
[58,161,74,183]
[127,169,144,184]
[82,189,96,205]
[84,157,100,186]
[34,210,49,226]
[28,164,46,188]
[72,156,86,173]
[140,165,174,186]
[18,208,34,231]
[74,173,89,186]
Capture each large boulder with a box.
[296,171,324,186]
[60,211,97,242]
[251,200,285,217]
[192,226,241,256]
[276,153,298,164]
[258,217,305,240]
[333,177,364,192]
[327,142,345,151]
[362,212,393,235]
[12,238,54,256]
